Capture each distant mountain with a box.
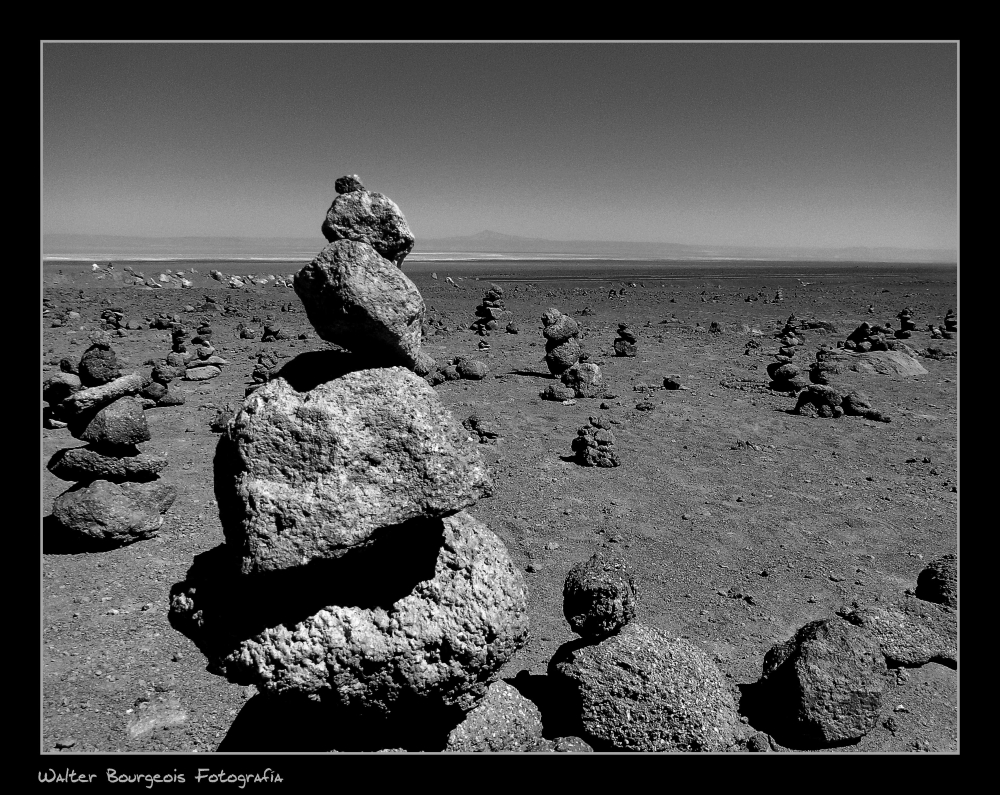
[414,230,956,264]
[43,231,956,264]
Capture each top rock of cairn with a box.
[321,176,415,267]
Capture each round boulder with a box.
[321,189,415,267]
[563,552,638,639]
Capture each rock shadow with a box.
[218,690,464,752]
[268,349,373,392]
[737,679,860,751]
[42,513,134,555]
[168,516,445,665]
[509,369,555,379]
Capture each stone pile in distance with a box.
[613,323,638,357]
[169,175,529,744]
[470,284,509,336]
[539,308,604,402]
[46,331,177,546]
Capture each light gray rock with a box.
[51,479,177,544]
[837,596,956,668]
[43,372,82,407]
[217,368,493,574]
[444,681,544,752]
[61,372,150,417]
[183,365,222,381]
[172,511,529,713]
[321,190,415,267]
[294,240,425,369]
[550,623,743,751]
[561,362,603,398]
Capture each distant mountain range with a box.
[43,231,956,264]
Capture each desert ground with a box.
[41,258,958,754]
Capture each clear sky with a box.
[42,42,958,251]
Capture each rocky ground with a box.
[41,260,958,754]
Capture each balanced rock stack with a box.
[613,323,638,357]
[895,308,916,339]
[47,345,176,546]
[774,288,784,302]
[571,416,619,467]
[549,552,744,751]
[144,353,187,407]
[943,309,956,338]
[841,321,893,352]
[542,308,582,375]
[99,307,127,335]
[169,177,529,747]
[470,284,508,336]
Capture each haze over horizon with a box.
[42,42,958,256]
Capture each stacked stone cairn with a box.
[99,307,127,336]
[169,177,529,750]
[774,288,784,302]
[542,308,582,375]
[613,323,638,357]
[47,335,176,547]
[766,316,809,393]
[549,551,745,751]
[180,320,230,382]
[895,308,916,339]
[571,416,619,467]
[943,308,956,338]
[752,554,955,748]
[470,284,508,336]
[840,321,894,352]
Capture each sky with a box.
[42,42,958,252]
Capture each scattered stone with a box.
[183,365,222,381]
[759,618,885,746]
[914,553,957,609]
[542,309,581,375]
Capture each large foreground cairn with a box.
[470,284,508,336]
[170,178,528,740]
[542,308,582,375]
[549,552,744,751]
[613,323,638,357]
[48,341,176,546]
[321,174,415,267]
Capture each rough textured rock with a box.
[152,363,186,384]
[760,618,886,746]
[837,596,956,667]
[563,552,638,639]
[841,390,874,416]
[170,512,529,713]
[550,623,743,751]
[78,346,121,387]
[47,446,168,483]
[915,553,958,609]
[545,338,582,376]
[543,314,580,344]
[794,384,844,418]
[321,189,415,267]
[335,174,365,194]
[51,480,177,544]
[75,397,151,447]
[62,372,150,417]
[183,365,222,381]
[43,372,82,407]
[217,368,493,575]
[455,359,488,380]
[571,417,619,467]
[540,383,578,402]
[561,362,603,398]
[444,681,544,752]
[294,239,425,369]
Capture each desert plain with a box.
[41,257,958,753]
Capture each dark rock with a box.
[914,554,957,609]
[78,347,121,387]
[563,552,638,639]
[75,397,151,448]
[51,480,177,544]
[334,174,365,194]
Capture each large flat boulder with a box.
[51,480,177,544]
[216,367,493,575]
